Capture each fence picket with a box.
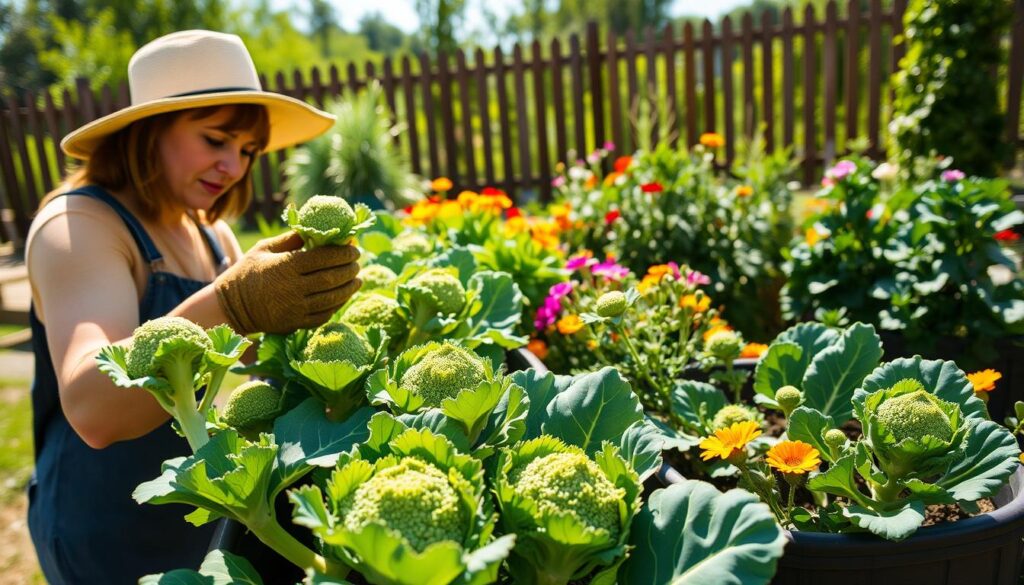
[663,24,679,148]
[606,29,624,155]
[43,91,66,179]
[24,91,54,195]
[1007,0,1024,160]
[569,34,587,156]
[782,8,795,149]
[742,13,756,139]
[512,44,532,195]
[456,50,477,186]
[419,52,440,178]
[473,48,495,184]
[401,56,422,175]
[867,0,883,157]
[551,38,569,164]
[824,0,838,163]
[0,109,26,240]
[586,22,606,155]
[722,16,736,163]
[761,12,776,151]
[438,52,459,181]
[702,20,717,134]
[845,0,861,147]
[494,47,515,195]
[5,95,39,218]
[803,4,818,184]
[683,22,698,146]
[531,40,551,202]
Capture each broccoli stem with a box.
[249,511,347,578]
[197,367,227,416]
[164,359,210,452]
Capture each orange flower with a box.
[527,338,549,360]
[700,132,724,148]
[406,199,440,225]
[703,324,733,342]
[431,177,453,192]
[472,193,514,214]
[647,264,673,278]
[457,190,479,208]
[805,227,826,246]
[637,274,661,294]
[967,369,1002,393]
[765,441,821,475]
[741,342,769,359]
[699,421,762,462]
[586,339,599,350]
[556,314,584,335]
[603,171,622,186]
[549,203,573,231]
[737,185,754,197]
[614,155,633,172]
[504,216,529,237]
[585,175,598,189]
[681,294,711,313]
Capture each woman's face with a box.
[157,107,259,213]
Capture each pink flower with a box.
[549,282,574,299]
[551,176,566,188]
[603,141,616,152]
[666,261,683,281]
[566,253,598,272]
[686,269,711,286]
[592,258,631,281]
[821,177,835,188]
[941,169,965,182]
[825,160,857,182]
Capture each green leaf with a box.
[802,323,883,423]
[462,271,524,338]
[509,368,576,439]
[777,322,841,361]
[424,246,478,285]
[753,342,803,404]
[786,407,838,463]
[842,500,926,541]
[856,357,988,421]
[937,419,1020,502]
[806,455,867,504]
[671,380,727,435]
[322,524,466,585]
[620,481,786,585]
[441,380,506,444]
[618,421,667,478]
[544,367,644,455]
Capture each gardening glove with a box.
[214,231,362,335]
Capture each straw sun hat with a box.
[60,29,335,160]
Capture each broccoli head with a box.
[358,264,398,291]
[126,316,212,379]
[712,404,762,431]
[337,456,467,553]
[407,269,466,315]
[705,329,742,361]
[297,195,357,234]
[392,231,432,257]
[875,384,954,443]
[399,342,486,407]
[303,322,373,365]
[595,291,628,318]
[510,449,625,539]
[222,380,282,432]
[342,293,407,339]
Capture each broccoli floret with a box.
[222,380,282,432]
[337,456,466,553]
[400,342,486,407]
[595,291,627,318]
[875,386,954,443]
[126,316,212,379]
[407,269,466,315]
[304,322,373,365]
[511,449,624,539]
[297,195,357,235]
[342,294,407,339]
[358,265,398,290]
[712,404,762,431]
[392,231,432,257]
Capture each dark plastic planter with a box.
[879,332,1024,425]
[207,346,549,581]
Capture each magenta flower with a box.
[603,141,616,152]
[592,258,631,281]
[941,169,965,182]
[566,253,598,272]
[549,282,574,299]
[686,268,711,286]
[825,160,857,181]
[666,261,683,281]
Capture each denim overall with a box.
[28,185,228,584]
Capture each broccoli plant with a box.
[495,436,640,585]
[135,398,374,578]
[290,421,515,585]
[97,316,251,452]
[288,321,389,421]
[340,292,408,345]
[366,341,527,458]
[284,194,376,249]
[222,380,284,439]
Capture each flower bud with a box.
[775,385,803,414]
[595,291,628,318]
[706,329,742,361]
[824,429,847,450]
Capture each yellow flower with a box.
[765,441,821,475]
[741,342,769,359]
[431,177,453,192]
[472,193,513,214]
[700,132,725,148]
[699,421,762,462]
[603,171,623,186]
[736,185,754,197]
[437,200,463,220]
[456,190,479,208]
[504,216,529,237]
[637,274,661,294]
[1019,452,1024,464]
[805,226,826,246]
[407,199,440,225]
[967,369,1002,393]
[530,220,561,250]
[586,339,599,350]
[527,338,549,360]
[556,314,584,335]
[681,294,711,313]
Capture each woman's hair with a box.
[41,104,270,222]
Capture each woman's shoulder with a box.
[26,193,137,266]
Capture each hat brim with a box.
[60,90,335,160]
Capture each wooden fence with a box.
[2,0,1023,246]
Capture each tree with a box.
[310,0,336,56]
[358,12,406,54]
[415,0,466,55]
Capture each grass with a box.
[0,324,28,338]
[0,377,33,505]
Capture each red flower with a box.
[506,207,522,219]
[481,187,506,196]
[403,205,413,214]
[614,156,633,173]
[604,209,621,225]
[640,182,664,194]
[995,229,1020,242]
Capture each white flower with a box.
[872,162,899,181]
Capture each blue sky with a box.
[281,0,750,34]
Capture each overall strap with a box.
[64,185,164,268]
[191,216,229,274]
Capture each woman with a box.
[25,30,361,583]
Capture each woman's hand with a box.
[214,231,362,334]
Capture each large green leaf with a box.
[842,500,926,541]
[620,481,785,585]
[139,550,263,585]
[544,367,644,455]
[509,368,577,439]
[937,419,1020,502]
[786,407,838,463]
[776,322,840,363]
[618,420,667,478]
[672,380,727,435]
[463,271,524,337]
[752,342,803,405]
[802,323,883,423]
[855,357,988,421]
